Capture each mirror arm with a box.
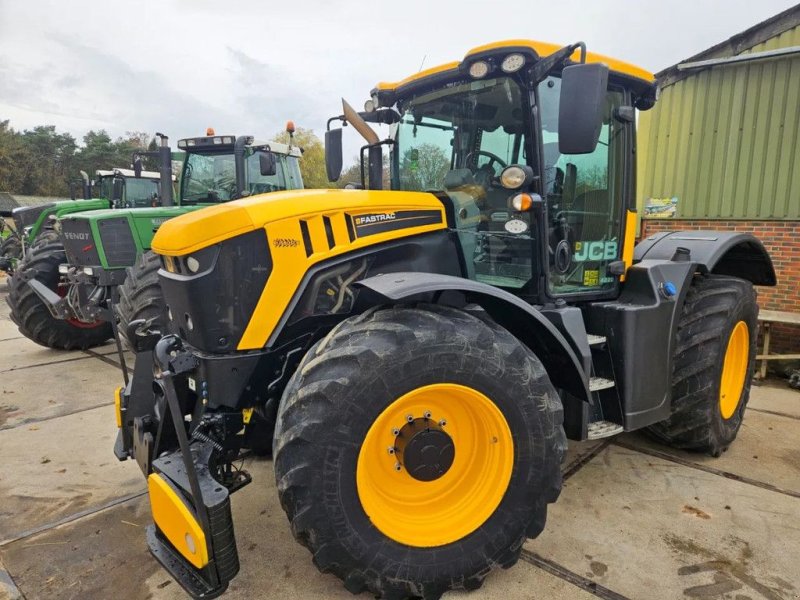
[327,115,347,131]
[530,41,587,83]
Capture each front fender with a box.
[634,231,776,286]
[356,272,591,402]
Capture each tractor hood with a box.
[151,189,445,256]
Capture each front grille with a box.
[98,217,138,267]
[61,219,101,267]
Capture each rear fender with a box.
[634,231,776,286]
[356,272,591,403]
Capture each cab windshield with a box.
[394,77,534,289]
[182,151,289,203]
[124,178,160,207]
[181,153,237,203]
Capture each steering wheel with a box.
[465,150,507,175]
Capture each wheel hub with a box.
[395,418,454,482]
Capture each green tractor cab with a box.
[7,130,303,352]
[0,169,162,275]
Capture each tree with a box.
[0,120,32,193]
[271,127,333,189]
[337,159,363,188]
[399,144,450,191]
[0,121,152,197]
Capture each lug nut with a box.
[387,446,395,455]
[391,428,400,436]
[423,411,432,419]
[394,462,402,472]
[406,414,414,423]
[439,419,447,427]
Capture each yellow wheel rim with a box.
[356,383,514,547]
[719,321,749,420]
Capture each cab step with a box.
[587,334,607,346]
[589,376,615,392]
[587,420,624,440]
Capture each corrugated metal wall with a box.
[637,24,800,220]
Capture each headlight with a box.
[501,53,526,73]
[83,266,94,276]
[186,256,200,273]
[469,60,490,79]
[500,165,528,189]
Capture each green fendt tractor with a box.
[0,169,161,276]
[114,40,775,600]
[7,130,303,352]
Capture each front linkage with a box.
[116,335,251,598]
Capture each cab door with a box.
[538,76,628,299]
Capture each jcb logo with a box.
[574,240,618,262]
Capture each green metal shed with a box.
[637,6,800,220]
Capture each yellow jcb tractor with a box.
[113,40,775,599]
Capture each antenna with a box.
[418,54,427,72]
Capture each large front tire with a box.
[646,274,758,456]
[117,251,167,350]
[6,236,112,350]
[274,305,565,600]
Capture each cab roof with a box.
[373,39,655,98]
[95,168,170,180]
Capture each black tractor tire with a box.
[6,236,112,350]
[27,228,60,253]
[0,235,23,274]
[274,304,566,600]
[117,251,167,351]
[646,274,758,457]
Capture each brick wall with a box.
[641,219,799,359]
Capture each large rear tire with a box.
[646,274,758,456]
[274,304,565,599]
[117,251,167,350]
[6,235,112,350]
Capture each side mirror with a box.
[325,128,343,182]
[259,151,277,176]
[133,155,143,178]
[558,63,609,154]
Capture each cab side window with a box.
[538,76,625,295]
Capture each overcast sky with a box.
[0,0,796,162]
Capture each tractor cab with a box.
[94,168,165,208]
[177,131,302,205]
[327,41,657,305]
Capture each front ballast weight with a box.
[140,336,252,598]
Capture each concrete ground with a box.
[0,278,798,600]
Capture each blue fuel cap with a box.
[662,281,677,297]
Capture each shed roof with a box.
[658,5,800,87]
